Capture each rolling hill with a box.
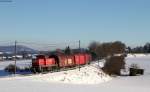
[0,45,38,54]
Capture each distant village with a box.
[0,51,34,61]
[0,45,39,61]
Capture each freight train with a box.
[31,53,92,73]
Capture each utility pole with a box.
[79,40,81,71]
[14,40,17,75]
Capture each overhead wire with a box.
[17,41,79,51]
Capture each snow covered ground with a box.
[0,60,111,84]
[26,65,111,84]
[0,54,150,92]
[126,54,150,75]
[0,60,31,77]
[0,60,31,70]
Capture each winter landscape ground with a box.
[0,54,150,92]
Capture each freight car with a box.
[31,53,92,73]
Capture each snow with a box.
[24,65,111,84]
[0,54,150,92]
[0,60,31,77]
[0,60,31,70]
[91,59,106,68]
[126,54,150,75]
[0,59,111,84]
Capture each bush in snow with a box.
[102,56,125,75]
[4,64,20,74]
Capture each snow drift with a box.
[26,65,111,84]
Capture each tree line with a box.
[63,41,150,60]
[127,43,150,53]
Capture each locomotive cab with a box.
[32,55,45,66]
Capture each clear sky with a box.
[0,0,150,48]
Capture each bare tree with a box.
[88,41,126,59]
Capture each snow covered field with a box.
[126,54,150,75]
[0,54,150,92]
[0,60,31,77]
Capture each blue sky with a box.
[0,0,150,48]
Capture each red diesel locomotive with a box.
[32,53,92,73]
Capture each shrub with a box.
[4,64,20,74]
[102,56,125,75]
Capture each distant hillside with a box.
[0,45,38,54]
